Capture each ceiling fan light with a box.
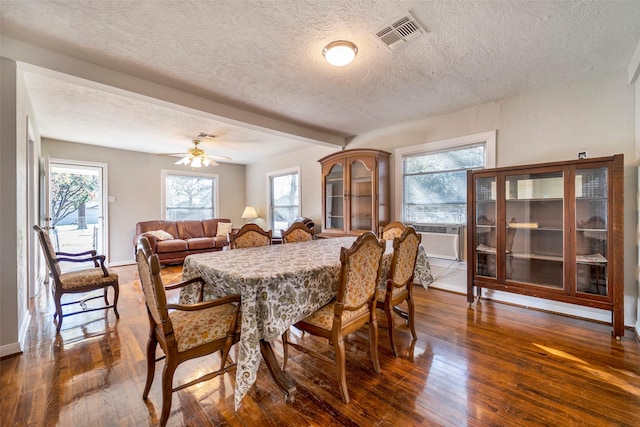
[203,157,211,167]
[191,156,202,168]
[323,40,358,66]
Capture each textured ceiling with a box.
[2,1,640,164]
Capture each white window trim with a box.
[393,130,496,221]
[266,166,301,233]
[161,169,219,220]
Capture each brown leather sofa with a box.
[133,219,232,264]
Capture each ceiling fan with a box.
[172,138,232,167]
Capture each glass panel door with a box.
[475,176,497,278]
[504,171,564,288]
[325,163,344,230]
[47,161,105,271]
[349,160,373,232]
[575,167,608,296]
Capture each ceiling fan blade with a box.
[175,155,191,165]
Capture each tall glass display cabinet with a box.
[318,149,390,237]
[467,154,624,338]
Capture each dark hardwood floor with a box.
[2,264,639,426]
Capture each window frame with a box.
[266,167,301,235]
[161,169,219,220]
[394,130,496,223]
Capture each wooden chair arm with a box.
[164,277,205,290]
[166,294,241,311]
[56,249,98,257]
[57,254,108,275]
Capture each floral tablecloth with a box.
[179,236,432,409]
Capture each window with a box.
[395,131,496,224]
[268,168,300,235]
[162,170,218,220]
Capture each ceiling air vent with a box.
[375,12,425,49]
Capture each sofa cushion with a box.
[145,230,174,241]
[186,237,216,250]
[156,239,188,253]
[176,220,205,239]
[202,219,230,237]
[137,220,178,238]
[216,222,233,237]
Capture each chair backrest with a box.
[379,221,406,240]
[229,223,272,249]
[337,232,385,312]
[388,226,422,289]
[281,222,314,243]
[33,225,62,278]
[136,236,171,331]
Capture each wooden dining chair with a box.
[281,221,314,243]
[33,224,120,333]
[379,221,406,240]
[281,231,385,403]
[376,226,422,356]
[136,236,241,426]
[229,223,272,249]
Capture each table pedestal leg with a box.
[259,339,297,403]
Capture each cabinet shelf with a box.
[468,154,624,339]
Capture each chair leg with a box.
[407,295,417,341]
[369,309,381,373]
[333,336,349,403]
[54,291,64,333]
[386,303,398,357]
[103,287,109,305]
[112,283,120,318]
[281,329,289,370]
[160,360,176,427]
[142,335,158,399]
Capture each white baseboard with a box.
[0,341,22,358]
[0,312,30,358]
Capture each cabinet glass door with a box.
[349,160,373,232]
[475,176,497,278]
[575,167,608,296]
[325,163,344,230]
[504,171,564,288]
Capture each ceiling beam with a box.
[1,36,346,148]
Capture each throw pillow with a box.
[146,230,174,241]
[216,222,233,237]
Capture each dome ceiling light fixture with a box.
[322,40,358,66]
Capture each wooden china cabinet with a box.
[466,154,624,338]
[318,149,390,237]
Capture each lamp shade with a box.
[241,206,258,219]
[323,40,358,66]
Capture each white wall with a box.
[1,59,41,356]
[41,139,246,265]
[245,144,338,233]
[250,68,639,329]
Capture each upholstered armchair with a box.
[376,226,422,356]
[33,224,119,333]
[281,221,314,243]
[228,223,272,249]
[136,236,241,426]
[281,232,385,403]
[379,221,407,240]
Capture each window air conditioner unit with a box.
[413,223,462,260]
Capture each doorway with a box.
[43,159,108,271]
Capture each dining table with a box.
[179,236,432,410]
